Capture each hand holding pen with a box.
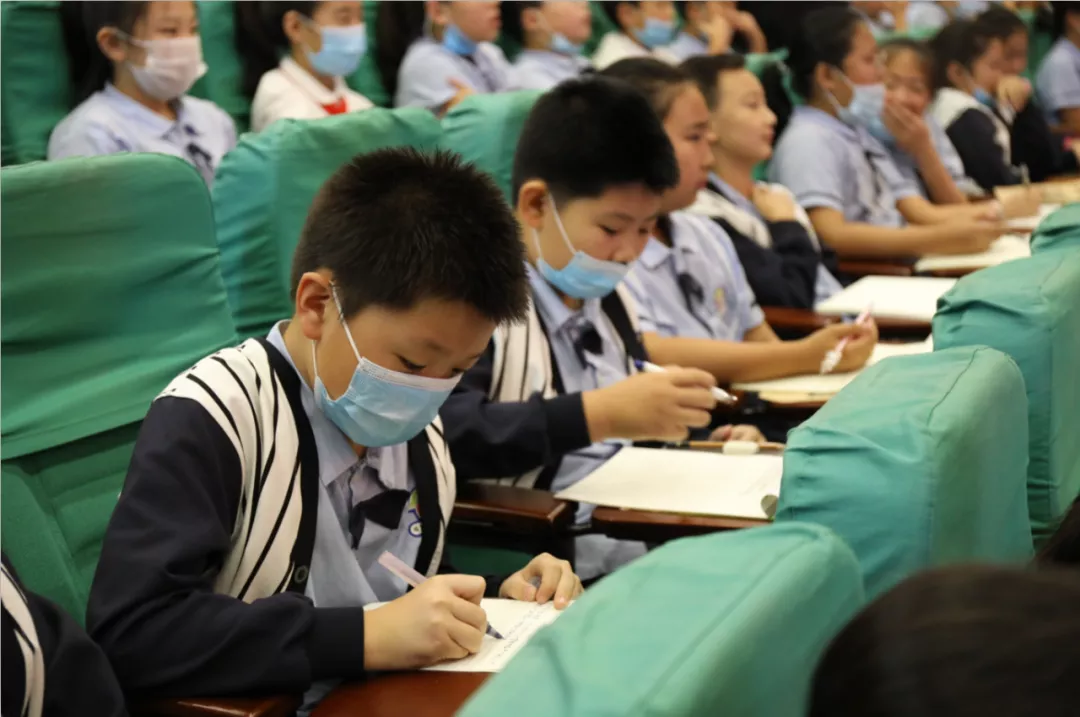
[820,305,876,375]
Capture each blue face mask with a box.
[633,17,674,50]
[442,23,479,55]
[533,199,630,300]
[831,74,890,140]
[974,86,997,109]
[550,31,584,56]
[307,22,367,77]
[313,289,461,448]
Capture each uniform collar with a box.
[792,105,858,141]
[279,56,347,104]
[708,173,759,217]
[102,83,194,140]
[526,262,602,335]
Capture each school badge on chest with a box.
[714,287,727,315]
[406,490,422,537]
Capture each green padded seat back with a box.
[211,107,442,338]
[934,252,1080,542]
[778,346,1034,598]
[459,523,864,717]
[1030,202,1080,254]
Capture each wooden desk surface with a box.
[313,672,489,717]
[591,507,769,543]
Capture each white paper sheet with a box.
[914,234,1031,272]
[554,447,783,520]
[363,599,563,673]
[815,276,957,321]
[1006,204,1059,232]
[732,338,933,396]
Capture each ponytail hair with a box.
[375,0,426,102]
[234,1,316,99]
[762,6,862,136]
[59,1,148,104]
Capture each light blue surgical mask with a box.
[830,73,890,140]
[312,288,461,448]
[533,199,630,300]
[442,23,479,56]
[974,86,996,109]
[633,17,674,50]
[538,13,584,56]
[306,22,367,77]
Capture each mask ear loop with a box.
[312,284,364,386]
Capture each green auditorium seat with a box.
[459,523,864,717]
[212,107,441,339]
[1,154,238,622]
[439,90,543,202]
[1030,202,1080,254]
[934,252,1080,543]
[778,346,1034,598]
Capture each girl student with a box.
[762,6,1008,259]
[379,1,515,112]
[50,1,235,186]
[591,1,677,70]
[235,1,374,133]
[601,58,878,388]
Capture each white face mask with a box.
[121,34,207,101]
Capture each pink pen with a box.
[820,304,874,375]
[377,551,504,639]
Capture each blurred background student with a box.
[236,1,373,133]
[380,0,514,112]
[50,1,235,185]
[502,1,592,91]
[1036,2,1080,143]
[658,1,767,63]
[592,0,676,69]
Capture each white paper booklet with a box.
[815,276,957,321]
[1007,203,1060,232]
[914,234,1030,272]
[733,338,933,396]
[364,599,563,673]
[554,447,782,520]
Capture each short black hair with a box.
[928,20,997,92]
[681,53,747,110]
[511,75,678,203]
[599,1,639,31]
[293,148,529,323]
[1051,0,1079,39]
[601,57,695,119]
[500,0,542,45]
[974,4,1027,42]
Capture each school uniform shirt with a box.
[251,56,374,132]
[688,176,844,309]
[513,49,591,91]
[47,83,236,186]
[590,31,652,70]
[440,267,648,578]
[769,105,920,228]
[85,337,463,700]
[1,556,127,717]
[1036,38,1080,126]
[395,37,516,109]
[888,113,985,198]
[656,31,708,63]
[931,87,1017,192]
[624,212,764,343]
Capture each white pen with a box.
[633,359,735,404]
[820,304,874,375]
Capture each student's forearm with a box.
[815,220,985,257]
[912,146,969,205]
[744,323,780,343]
[643,333,818,383]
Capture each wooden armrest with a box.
[592,507,769,543]
[762,306,834,332]
[130,695,300,717]
[452,483,572,536]
[837,259,915,278]
[313,672,489,717]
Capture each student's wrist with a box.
[793,337,826,374]
[581,388,615,443]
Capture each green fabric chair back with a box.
[1,154,238,621]
[933,253,1080,542]
[1030,202,1080,254]
[212,108,441,338]
[459,523,864,717]
[778,347,1035,598]
[347,1,390,106]
[1019,8,1053,80]
[439,90,543,202]
[0,1,70,164]
[585,1,619,56]
[192,0,250,131]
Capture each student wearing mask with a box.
[681,53,843,310]
[658,1,767,64]
[502,1,592,91]
[851,1,910,37]
[602,59,875,387]
[763,7,1006,258]
[441,77,742,580]
[236,2,373,133]
[49,1,236,186]
[384,1,515,112]
[1037,1,1080,138]
[86,149,582,712]
[592,1,677,70]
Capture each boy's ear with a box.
[516,180,550,230]
[427,0,449,27]
[522,6,543,34]
[282,10,308,45]
[293,271,335,341]
[945,60,966,91]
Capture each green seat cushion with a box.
[1030,202,1080,254]
[344,1,390,107]
[0,1,70,164]
[212,108,441,338]
[1,424,139,624]
[584,1,619,57]
[439,90,543,202]
[192,0,250,131]
[1,154,237,458]
[934,253,1080,541]
[778,346,1034,598]
[459,523,864,717]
